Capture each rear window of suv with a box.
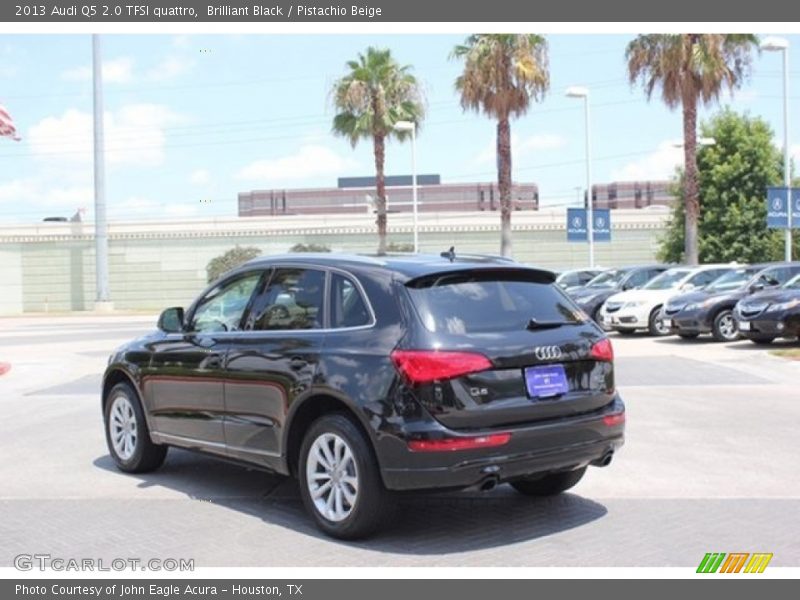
[406,270,583,334]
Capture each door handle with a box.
[289,356,307,371]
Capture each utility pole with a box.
[93,34,112,310]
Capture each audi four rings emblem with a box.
[534,346,563,361]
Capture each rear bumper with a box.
[379,396,625,491]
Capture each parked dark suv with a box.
[102,254,625,539]
[663,263,800,342]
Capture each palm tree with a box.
[452,34,549,258]
[626,34,758,265]
[331,47,425,255]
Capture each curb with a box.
[0,362,10,376]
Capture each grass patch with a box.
[769,348,800,361]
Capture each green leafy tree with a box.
[206,245,261,283]
[658,109,789,263]
[331,47,425,255]
[452,34,549,258]
[626,34,758,265]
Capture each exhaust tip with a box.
[479,476,499,492]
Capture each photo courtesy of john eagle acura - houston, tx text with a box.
[102,253,624,539]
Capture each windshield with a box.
[783,274,800,290]
[706,268,758,293]
[407,273,583,334]
[642,269,690,290]
[586,269,625,288]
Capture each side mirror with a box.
[749,283,765,294]
[681,283,696,291]
[158,307,185,333]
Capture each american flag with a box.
[0,104,21,141]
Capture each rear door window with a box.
[244,268,326,331]
[330,273,372,328]
[407,271,582,334]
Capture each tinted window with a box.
[191,272,262,333]
[784,274,800,289]
[246,268,325,331]
[330,273,371,328]
[407,273,583,334]
[759,266,800,286]
[688,269,727,287]
[625,269,651,289]
[587,269,625,288]
[643,269,691,290]
[706,268,759,292]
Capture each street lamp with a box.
[394,120,418,253]
[761,36,792,261]
[566,86,594,268]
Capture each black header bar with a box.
[3,0,799,22]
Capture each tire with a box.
[648,307,669,336]
[711,309,738,342]
[511,467,587,497]
[678,333,699,340]
[104,382,167,473]
[749,336,775,345]
[615,328,636,335]
[298,413,394,540]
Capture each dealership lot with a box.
[1,315,798,567]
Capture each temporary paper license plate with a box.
[525,364,569,399]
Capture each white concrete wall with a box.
[0,210,669,315]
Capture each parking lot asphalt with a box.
[1,315,799,567]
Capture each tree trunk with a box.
[497,116,513,258]
[682,88,700,266]
[373,132,387,255]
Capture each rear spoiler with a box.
[405,266,557,289]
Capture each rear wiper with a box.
[526,318,577,330]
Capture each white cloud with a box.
[236,145,359,183]
[61,57,135,84]
[473,133,567,165]
[0,178,91,219]
[146,56,194,82]
[790,144,800,165]
[611,140,683,181]
[189,169,211,185]
[28,104,183,167]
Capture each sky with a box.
[0,33,798,223]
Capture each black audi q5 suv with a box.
[102,253,625,539]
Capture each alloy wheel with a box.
[109,394,138,460]
[305,432,359,522]
[718,313,737,340]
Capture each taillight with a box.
[590,338,614,362]
[603,412,625,427]
[390,350,493,385]
[408,433,511,452]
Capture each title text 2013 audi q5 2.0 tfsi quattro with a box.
[102,254,625,539]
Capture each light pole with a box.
[394,120,418,253]
[761,36,792,261]
[92,34,111,310]
[566,86,594,267]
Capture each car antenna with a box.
[440,246,455,262]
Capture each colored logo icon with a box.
[697,552,773,573]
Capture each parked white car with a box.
[598,265,735,336]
